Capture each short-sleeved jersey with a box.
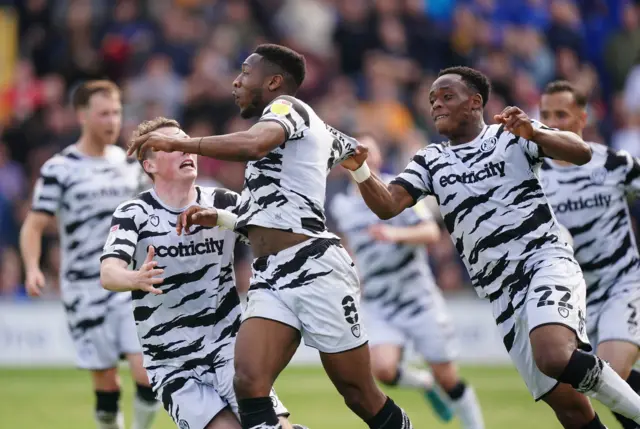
[235,95,358,239]
[391,121,574,298]
[540,143,640,303]
[32,144,145,304]
[100,186,242,368]
[330,175,438,300]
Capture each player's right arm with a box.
[342,145,431,220]
[20,158,64,297]
[100,202,163,294]
[100,247,163,295]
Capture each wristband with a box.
[350,162,371,183]
[216,209,237,230]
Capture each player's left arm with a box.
[368,200,441,245]
[495,106,592,165]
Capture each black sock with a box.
[136,383,158,404]
[583,413,607,429]
[238,397,279,428]
[366,397,413,429]
[628,369,640,392]
[445,381,467,401]
[96,390,120,413]
[613,371,640,429]
[557,350,604,393]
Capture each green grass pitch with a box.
[0,365,618,428]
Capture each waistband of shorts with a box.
[252,237,341,271]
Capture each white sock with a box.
[450,386,485,429]
[397,367,435,390]
[95,411,124,429]
[131,396,160,429]
[588,363,640,424]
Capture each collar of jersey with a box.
[444,125,489,150]
[150,186,199,212]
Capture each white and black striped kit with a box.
[330,177,458,362]
[541,143,640,347]
[101,186,288,428]
[32,144,144,369]
[392,121,591,399]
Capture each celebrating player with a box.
[342,66,640,429]
[539,80,640,429]
[126,45,414,429]
[19,81,159,429]
[330,134,485,429]
[100,118,302,429]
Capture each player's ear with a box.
[76,108,87,127]
[471,93,483,111]
[579,109,588,129]
[143,158,157,175]
[267,74,284,92]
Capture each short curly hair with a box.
[130,117,181,180]
[543,80,587,108]
[438,66,491,107]
[254,44,306,90]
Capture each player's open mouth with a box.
[179,160,195,169]
[434,114,449,122]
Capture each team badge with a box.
[269,99,292,116]
[480,136,497,152]
[351,324,361,338]
[178,420,190,429]
[558,307,569,319]
[150,214,160,227]
[590,168,607,185]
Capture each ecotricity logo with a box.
[439,161,506,187]
[553,194,612,213]
[154,238,224,258]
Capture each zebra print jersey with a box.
[540,143,640,305]
[235,95,357,239]
[100,186,243,369]
[330,175,439,305]
[391,121,574,298]
[31,144,145,315]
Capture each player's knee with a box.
[534,347,574,379]
[233,366,271,399]
[372,364,398,385]
[91,368,120,391]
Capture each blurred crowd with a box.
[1,0,640,300]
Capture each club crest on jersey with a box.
[178,420,190,429]
[480,137,497,152]
[590,167,607,185]
[269,99,292,116]
[351,324,361,338]
[558,307,569,319]
[150,214,160,227]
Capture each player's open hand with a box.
[25,268,46,297]
[133,246,164,295]
[494,106,536,140]
[341,144,369,171]
[177,206,218,236]
[128,131,177,159]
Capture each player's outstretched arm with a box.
[342,146,415,220]
[369,220,441,245]
[100,246,163,294]
[19,211,51,297]
[495,106,592,165]
[176,206,237,235]
[128,121,286,162]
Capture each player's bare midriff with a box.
[247,226,312,258]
